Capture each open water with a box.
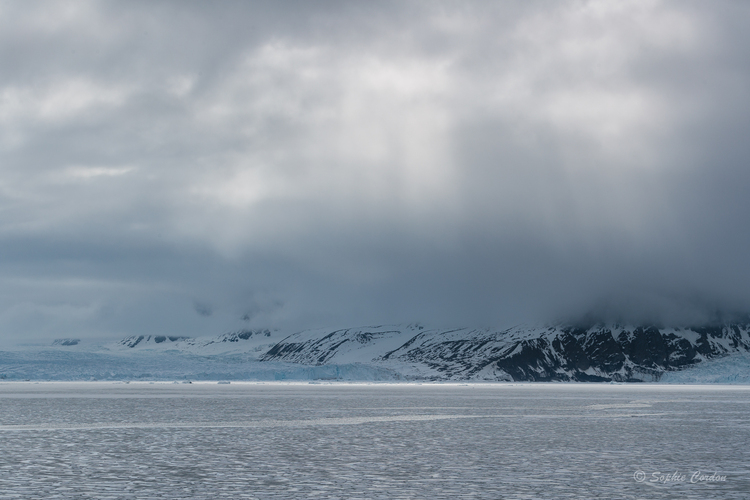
[0,382,747,499]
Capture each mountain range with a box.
[8,322,748,383]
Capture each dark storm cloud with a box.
[1,1,750,343]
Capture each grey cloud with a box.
[1,1,750,343]
[193,302,213,317]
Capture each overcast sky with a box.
[1,0,750,342]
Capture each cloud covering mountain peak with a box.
[1,1,750,342]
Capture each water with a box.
[0,382,747,499]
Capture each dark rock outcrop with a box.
[261,323,750,382]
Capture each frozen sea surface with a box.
[0,382,748,499]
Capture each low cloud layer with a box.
[1,1,750,342]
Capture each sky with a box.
[1,0,750,343]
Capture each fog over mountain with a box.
[1,1,750,343]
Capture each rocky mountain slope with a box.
[31,322,750,382]
[113,329,276,356]
[260,323,750,382]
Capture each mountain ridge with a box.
[259,322,750,382]
[32,322,750,382]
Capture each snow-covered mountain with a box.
[3,323,750,382]
[114,329,276,356]
[261,323,750,382]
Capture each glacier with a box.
[2,323,750,382]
